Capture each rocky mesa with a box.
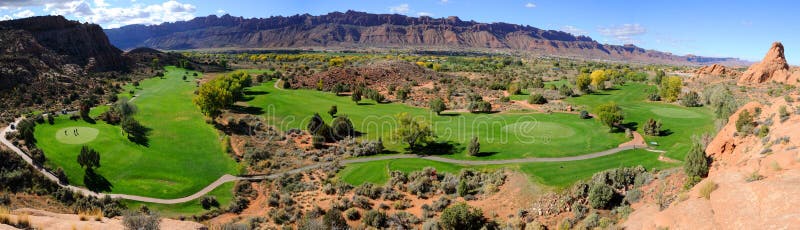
[104,11,748,66]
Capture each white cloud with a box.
[216,9,226,15]
[561,25,587,36]
[389,3,409,14]
[598,24,646,44]
[417,12,433,17]
[1,15,12,20]
[93,0,109,7]
[524,2,536,8]
[12,9,35,18]
[44,0,197,29]
[439,0,449,3]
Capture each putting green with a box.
[502,121,575,139]
[55,127,99,144]
[650,107,702,118]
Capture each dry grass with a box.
[698,180,717,200]
[16,214,31,229]
[77,208,103,222]
[0,206,10,226]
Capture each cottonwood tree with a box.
[576,73,591,93]
[394,113,434,150]
[594,102,624,131]
[660,76,683,102]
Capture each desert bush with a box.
[200,196,219,210]
[351,195,372,210]
[122,210,160,230]
[431,196,451,212]
[354,183,383,199]
[745,171,764,182]
[642,118,663,136]
[579,110,591,119]
[362,210,388,228]
[323,208,348,230]
[779,105,790,122]
[684,142,709,179]
[528,93,547,104]
[680,91,702,107]
[388,211,420,229]
[345,208,361,220]
[439,203,485,230]
[588,183,614,209]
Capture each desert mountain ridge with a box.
[105,11,750,66]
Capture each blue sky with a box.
[2,0,799,64]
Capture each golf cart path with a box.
[1,117,649,204]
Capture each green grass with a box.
[339,158,477,186]
[34,66,238,199]
[518,149,676,188]
[566,83,716,159]
[245,80,627,159]
[122,182,235,217]
[339,149,675,188]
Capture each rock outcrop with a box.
[624,95,800,229]
[695,63,739,76]
[738,42,799,85]
[105,11,748,66]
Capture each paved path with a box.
[0,116,650,204]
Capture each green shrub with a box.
[642,118,662,136]
[467,137,480,156]
[527,93,547,104]
[684,142,709,179]
[588,183,614,209]
[439,203,485,230]
[736,109,755,134]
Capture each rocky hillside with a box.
[624,96,800,229]
[105,11,747,66]
[0,16,128,122]
[738,42,800,85]
[0,16,127,72]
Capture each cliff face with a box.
[0,16,127,72]
[105,11,746,65]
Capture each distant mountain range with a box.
[105,10,749,66]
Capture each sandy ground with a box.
[2,208,204,230]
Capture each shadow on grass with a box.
[621,121,639,131]
[437,113,461,117]
[127,125,151,147]
[230,104,264,115]
[660,129,674,136]
[356,102,375,106]
[82,116,96,124]
[413,141,464,155]
[475,151,498,157]
[84,169,112,193]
